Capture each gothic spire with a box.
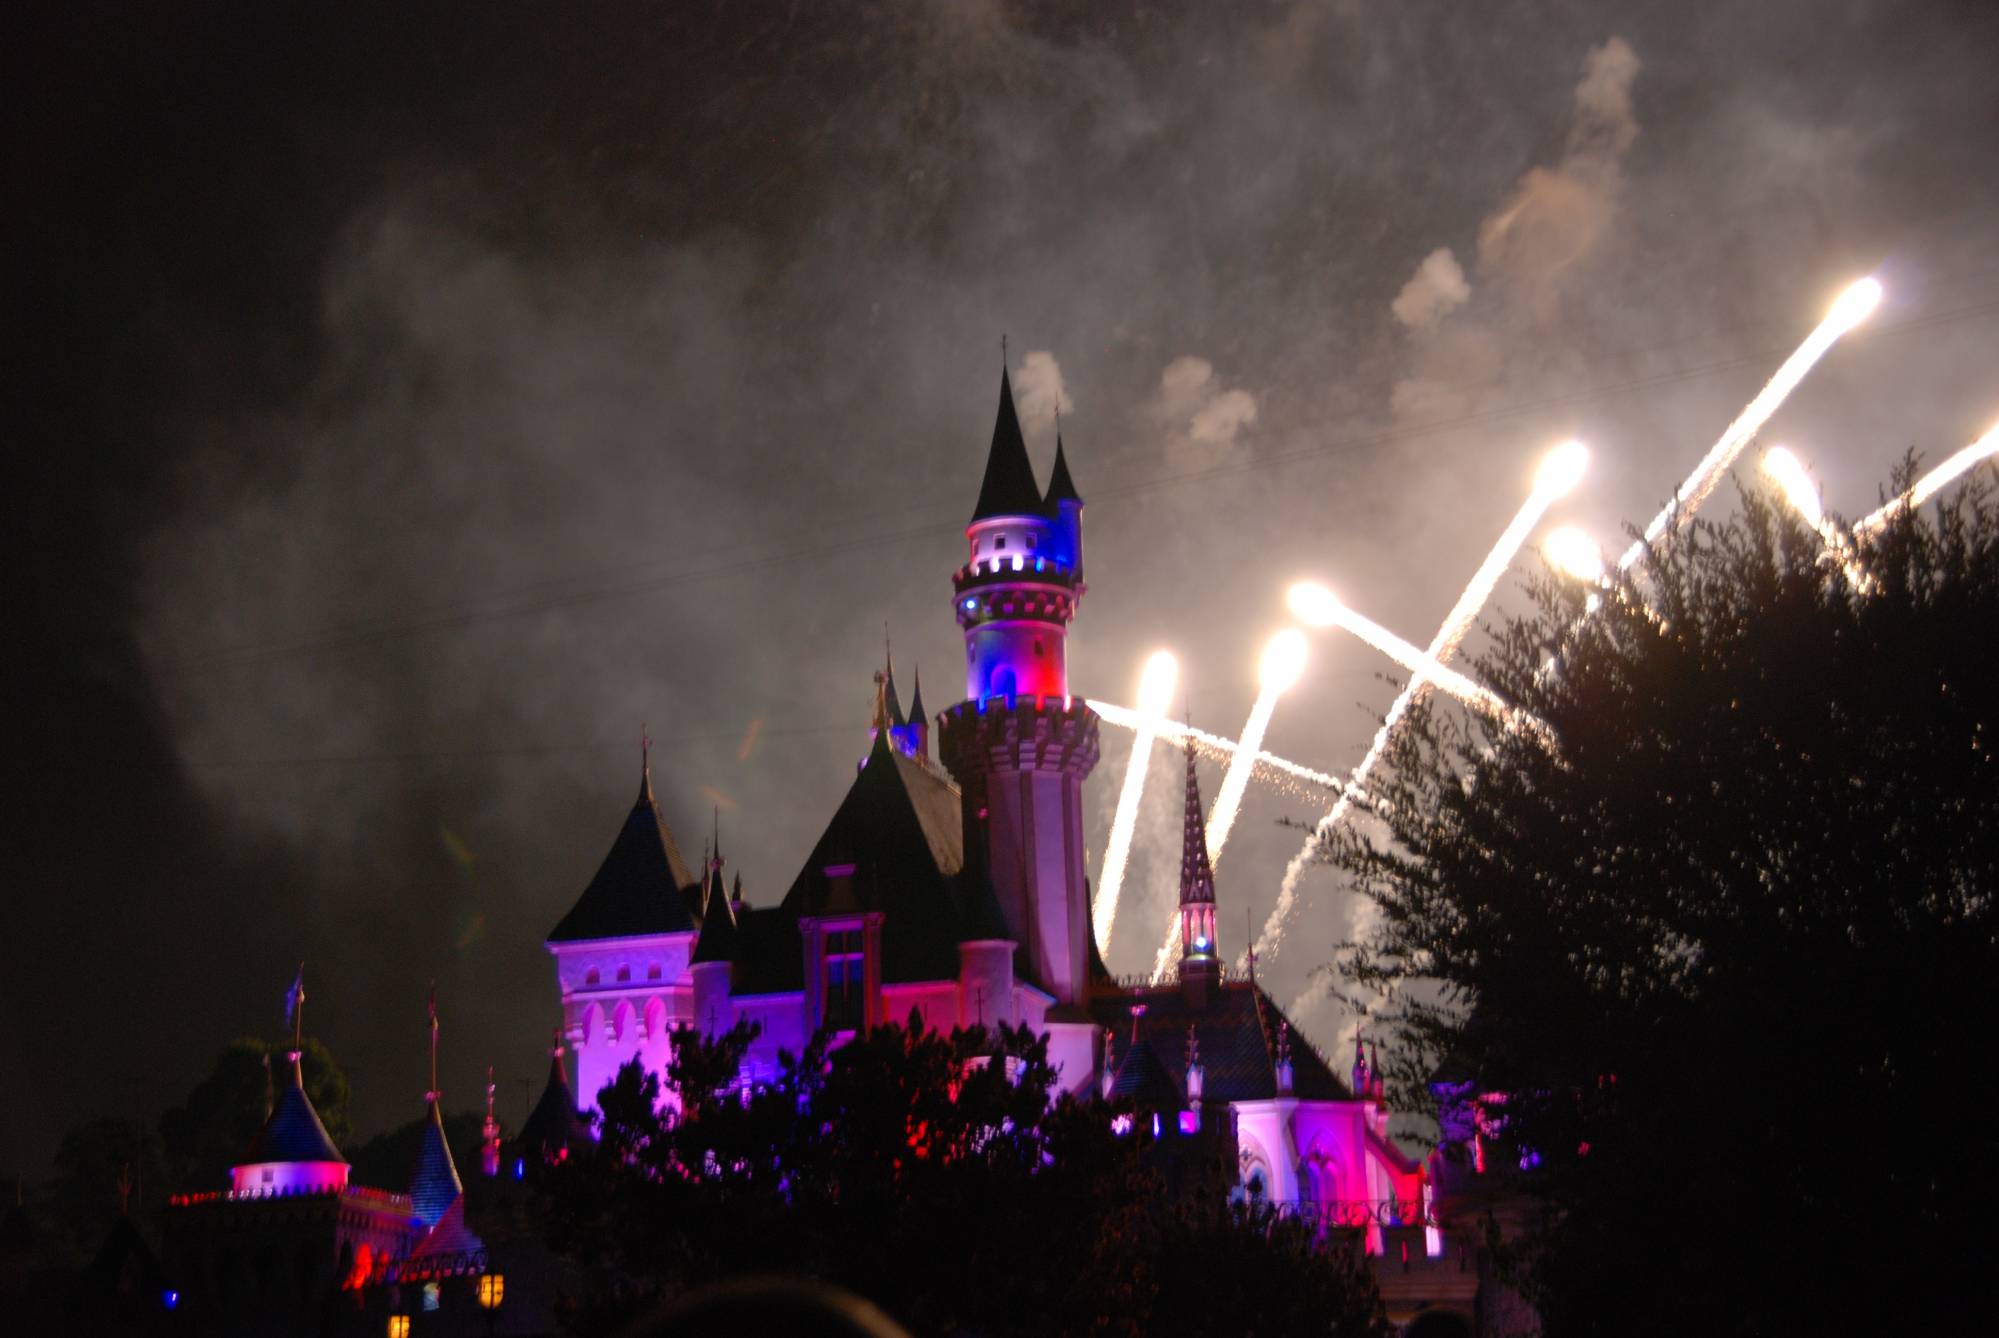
[1179,736,1217,911]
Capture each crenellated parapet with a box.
[935,695,1101,780]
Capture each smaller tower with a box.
[1177,738,1220,1006]
[905,666,930,759]
[480,1067,500,1178]
[409,988,465,1235]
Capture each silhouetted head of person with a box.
[621,1276,912,1338]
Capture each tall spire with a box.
[410,986,464,1230]
[1178,737,1220,998]
[970,366,1044,522]
[427,981,439,1100]
[640,722,654,803]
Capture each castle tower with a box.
[937,369,1101,1043]
[1175,737,1220,1006]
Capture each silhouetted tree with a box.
[542,1012,1388,1337]
[1318,467,1998,1336]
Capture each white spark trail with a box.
[1251,441,1591,972]
[1613,277,1881,575]
[1092,653,1178,953]
[1853,419,1999,537]
[1088,702,1346,793]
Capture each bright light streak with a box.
[1533,439,1592,498]
[1854,420,1999,536]
[1615,275,1880,573]
[1542,525,1606,583]
[1089,701,1345,792]
[1764,446,1877,590]
[1093,651,1178,953]
[1255,439,1586,969]
[1258,628,1309,691]
[1761,446,1824,526]
[1287,584,1524,724]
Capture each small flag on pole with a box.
[283,963,305,1036]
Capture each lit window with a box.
[824,927,865,1030]
[477,1274,506,1310]
[388,1317,411,1338]
[422,1281,440,1312]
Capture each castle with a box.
[163,370,1489,1336]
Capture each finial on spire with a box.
[1001,332,1008,367]
[711,806,722,871]
[427,981,440,1100]
[284,962,306,1051]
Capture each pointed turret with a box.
[409,989,465,1231]
[1044,434,1081,507]
[231,1048,348,1195]
[1176,737,1220,1003]
[548,739,700,942]
[1044,430,1084,575]
[906,665,930,759]
[970,367,1045,523]
[691,865,740,966]
[518,1037,588,1166]
[409,1099,464,1231]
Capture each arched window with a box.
[645,997,668,1048]
[580,1002,602,1046]
[584,968,600,986]
[617,965,631,983]
[990,666,1016,700]
[613,999,635,1043]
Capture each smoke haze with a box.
[8,0,1997,1170]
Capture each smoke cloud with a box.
[1391,248,1472,331]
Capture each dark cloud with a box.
[7,0,1997,1170]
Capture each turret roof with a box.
[777,729,995,985]
[970,368,1046,522]
[548,759,700,942]
[408,1099,463,1230]
[907,667,927,725]
[1044,435,1082,507]
[519,1047,589,1161]
[691,866,740,965]
[240,1051,345,1167]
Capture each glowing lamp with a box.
[1827,275,1883,332]
[1257,628,1308,691]
[1285,581,1342,629]
[1533,439,1591,498]
[162,1290,180,1311]
[477,1273,506,1310]
[1193,935,1210,952]
[1541,525,1606,583]
[388,1317,411,1338]
[1760,446,1823,526]
[1135,650,1179,716]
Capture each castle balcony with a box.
[952,553,1081,598]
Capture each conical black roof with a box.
[970,368,1045,522]
[691,868,740,965]
[780,730,973,983]
[408,1099,463,1229]
[1044,435,1082,507]
[519,1049,589,1161]
[907,667,928,725]
[240,1051,345,1166]
[548,763,699,942]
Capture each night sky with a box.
[8,0,1996,1175]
